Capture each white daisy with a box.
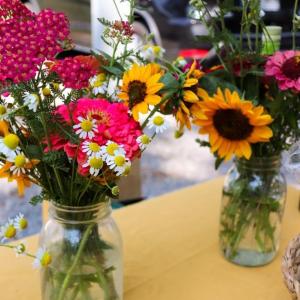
[0,219,17,241]
[13,213,28,230]
[147,112,169,134]
[107,154,131,176]
[81,141,102,157]
[0,133,20,159]
[137,134,152,150]
[174,56,188,68]
[89,74,108,95]
[8,153,28,176]
[101,141,126,162]
[33,247,52,269]
[23,92,39,112]
[14,241,27,257]
[83,155,104,177]
[141,45,165,61]
[73,116,98,139]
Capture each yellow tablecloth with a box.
[1,177,299,300]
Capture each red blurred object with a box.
[178,49,209,59]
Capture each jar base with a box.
[222,248,277,267]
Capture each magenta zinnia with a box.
[265,50,300,92]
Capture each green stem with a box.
[0,244,36,259]
[57,224,94,300]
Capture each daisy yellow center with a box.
[141,135,150,145]
[89,157,103,169]
[3,134,20,150]
[128,80,147,107]
[213,109,253,140]
[42,87,51,96]
[0,105,7,115]
[107,143,119,156]
[88,142,100,153]
[41,252,52,267]
[114,155,125,167]
[123,164,131,176]
[93,74,106,87]
[17,243,26,253]
[80,120,93,132]
[14,154,26,168]
[282,56,300,79]
[19,218,28,230]
[153,116,164,126]
[153,46,161,55]
[4,225,16,239]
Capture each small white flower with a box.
[147,112,169,134]
[23,92,39,112]
[14,241,27,257]
[0,133,20,159]
[0,219,17,241]
[107,153,131,176]
[137,134,152,150]
[141,45,165,61]
[13,213,28,230]
[89,74,108,95]
[33,247,52,269]
[174,56,188,68]
[8,153,28,176]
[81,141,102,157]
[101,141,126,162]
[73,116,98,139]
[83,155,104,176]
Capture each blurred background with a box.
[1,0,298,236]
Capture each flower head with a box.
[265,50,300,92]
[83,155,104,176]
[89,73,107,95]
[0,133,20,158]
[0,4,71,84]
[101,141,126,162]
[14,241,27,257]
[14,213,28,230]
[107,153,131,176]
[51,56,100,89]
[73,117,98,139]
[23,93,39,112]
[137,134,151,150]
[33,247,52,269]
[194,88,273,160]
[147,113,169,134]
[81,140,102,157]
[0,219,16,240]
[119,64,164,120]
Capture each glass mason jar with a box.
[39,201,123,300]
[219,156,286,266]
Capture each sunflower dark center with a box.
[281,56,300,79]
[213,109,253,140]
[128,80,147,107]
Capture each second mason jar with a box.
[219,156,286,267]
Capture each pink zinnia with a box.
[265,50,300,92]
[56,98,142,163]
[0,0,71,85]
[51,56,100,89]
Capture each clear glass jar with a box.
[219,156,286,266]
[39,201,123,300]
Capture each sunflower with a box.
[175,61,205,131]
[194,88,273,160]
[119,64,164,120]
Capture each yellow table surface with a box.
[1,177,299,300]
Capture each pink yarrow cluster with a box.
[52,99,142,175]
[0,0,71,84]
[51,56,100,89]
[265,50,300,92]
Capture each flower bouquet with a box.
[0,0,179,299]
[185,0,300,266]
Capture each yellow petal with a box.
[145,94,161,105]
[184,78,198,88]
[239,140,252,159]
[183,90,199,103]
[146,82,164,95]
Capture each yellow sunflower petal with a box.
[239,140,252,159]
[187,60,197,78]
[118,92,129,101]
[183,90,199,103]
[248,126,273,143]
[145,94,161,105]
[146,82,164,95]
[197,88,210,100]
[184,78,198,88]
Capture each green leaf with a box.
[101,65,123,77]
[215,157,224,170]
[26,145,43,159]
[29,194,43,206]
[160,73,180,90]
